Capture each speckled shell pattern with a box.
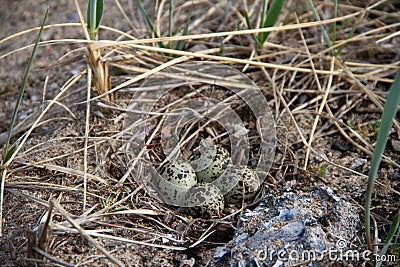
[156,160,197,205]
[155,148,261,216]
[223,165,260,204]
[160,160,197,187]
[192,146,232,183]
[184,183,225,218]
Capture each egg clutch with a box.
[156,146,260,218]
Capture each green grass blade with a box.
[243,10,261,47]
[87,0,103,40]
[3,143,16,164]
[332,0,357,56]
[376,211,400,267]
[236,22,244,47]
[331,0,337,45]
[218,36,224,56]
[175,9,191,51]
[336,21,357,56]
[259,0,286,44]
[308,0,355,56]
[168,0,175,49]
[365,66,400,251]
[135,0,165,49]
[259,0,267,30]
[3,8,48,164]
[175,1,193,52]
[307,0,334,53]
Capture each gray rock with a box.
[214,186,362,266]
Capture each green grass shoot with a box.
[244,0,286,47]
[2,8,49,164]
[135,0,191,57]
[307,0,358,56]
[376,212,400,267]
[364,66,400,262]
[134,0,165,49]
[87,0,103,40]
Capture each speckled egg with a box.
[160,160,197,187]
[191,146,232,183]
[156,160,197,205]
[223,165,260,204]
[184,183,225,218]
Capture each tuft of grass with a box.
[134,0,165,49]
[243,0,286,47]
[307,0,358,56]
[318,163,329,176]
[101,193,129,212]
[135,0,191,57]
[364,65,400,265]
[82,0,110,99]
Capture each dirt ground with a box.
[0,0,399,266]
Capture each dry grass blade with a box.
[32,163,108,185]
[2,72,84,167]
[37,201,53,254]
[1,7,48,238]
[189,222,216,248]
[0,110,40,145]
[84,232,187,251]
[83,65,92,210]
[302,38,336,168]
[90,11,364,50]
[32,247,74,267]
[107,208,163,216]
[51,199,124,267]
